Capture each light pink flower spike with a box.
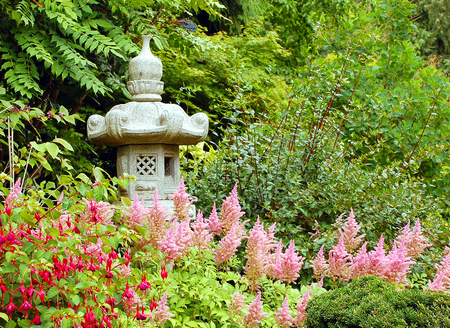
[245,218,277,288]
[428,248,450,292]
[273,241,304,284]
[124,194,149,229]
[385,240,415,284]
[5,178,22,207]
[215,224,242,265]
[171,177,194,221]
[228,292,247,317]
[192,210,212,249]
[274,295,295,328]
[221,183,245,234]
[158,224,183,260]
[295,290,311,327]
[339,208,365,253]
[150,292,174,325]
[207,203,223,235]
[311,245,329,279]
[328,235,352,281]
[396,219,431,259]
[243,292,268,328]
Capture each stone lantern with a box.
[86,36,209,207]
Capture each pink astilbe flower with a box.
[328,235,353,281]
[396,219,431,259]
[349,242,369,278]
[274,295,295,328]
[145,188,171,248]
[191,211,212,249]
[5,178,22,207]
[220,184,245,235]
[118,264,132,278]
[124,194,149,229]
[228,292,247,318]
[174,218,193,257]
[207,203,223,235]
[85,237,108,264]
[243,292,268,328]
[215,224,242,265]
[366,236,388,278]
[385,240,416,284]
[122,288,146,318]
[311,245,329,279]
[295,290,311,327]
[149,292,174,325]
[273,240,304,284]
[339,209,365,253]
[171,177,194,222]
[267,240,284,279]
[158,224,183,260]
[428,248,450,292]
[245,218,276,288]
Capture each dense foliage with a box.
[305,275,450,328]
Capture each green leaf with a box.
[109,235,119,249]
[53,138,74,151]
[0,312,8,322]
[30,141,46,152]
[45,142,60,159]
[70,294,80,306]
[47,286,60,299]
[121,197,132,207]
[5,320,16,328]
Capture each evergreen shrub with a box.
[305,275,450,328]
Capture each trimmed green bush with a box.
[305,275,450,328]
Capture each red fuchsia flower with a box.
[122,283,134,299]
[30,312,41,325]
[14,280,27,298]
[134,305,149,321]
[20,296,34,317]
[103,314,112,328]
[124,250,131,266]
[5,296,19,319]
[0,278,9,302]
[5,205,11,216]
[161,266,168,280]
[149,297,157,311]
[27,282,37,298]
[35,285,45,303]
[85,307,96,325]
[138,275,151,291]
[88,259,99,272]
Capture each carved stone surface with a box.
[117,144,180,201]
[86,35,207,209]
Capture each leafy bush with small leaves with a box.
[305,275,450,328]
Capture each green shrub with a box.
[305,275,450,328]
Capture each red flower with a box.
[161,266,168,280]
[30,312,41,325]
[5,296,18,319]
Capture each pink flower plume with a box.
[311,245,329,279]
[220,183,245,234]
[243,292,267,328]
[274,295,295,328]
